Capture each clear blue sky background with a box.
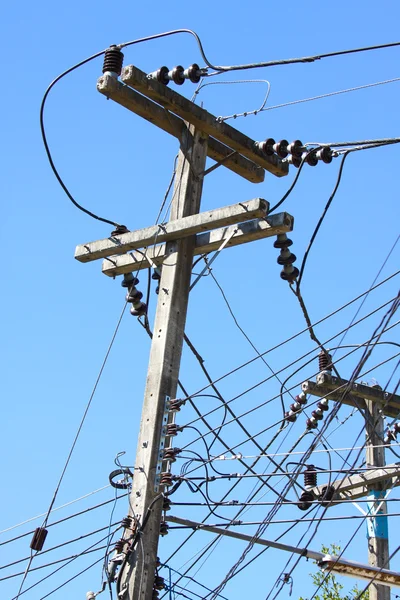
[2,2,400,599]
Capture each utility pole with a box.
[302,372,400,600]
[121,124,208,599]
[365,394,390,600]
[75,55,295,599]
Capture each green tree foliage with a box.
[299,545,369,600]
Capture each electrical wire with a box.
[13,301,127,598]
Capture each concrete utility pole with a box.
[302,374,400,600]
[121,124,208,599]
[365,395,390,600]
[75,58,294,600]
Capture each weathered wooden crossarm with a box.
[311,464,400,501]
[101,211,294,277]
[120,64,288,178]
[75,198,269,263]
[97,74,264,183]
[302,377,400,419]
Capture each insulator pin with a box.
[102,46,124,77]
[30,527,48,551]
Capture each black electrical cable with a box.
[0,493,126,548]
[119,32,400,73]
[40,51,123,227]
[296,151,350,289]
[178,272,399,409]
[268,153,309,214]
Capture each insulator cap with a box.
[30,527,48,551]
[184,63,201,83]
[121,273,139,288]
[114,538,126,553]
[169,399,184,412]
[289,402,301,413]
[295,393,307,406]
[287,140,304,157]
[317,400,329,412]
[259,138,275,156]
[394,422,400,434]
[320,485,335,506]
[274,234,293,249]
[303,151,318,167]
[277,251,297,266]
[166,423,180,436]
[154,576,165,590]
[111,224,129,236]
[316,147,333,164]
[160,521,169,536]
[121,516,133,529]
[311,409,324,421]
[130,302,147,317]
[304,465,317,487]
[157,66,170,85]
[163,497,172,511]
[103,46,124,77]
[297,491,314,511]
[273,139,289,158]
[170,65,185,85]
[280,266,299,283]
[126,290,143,303]
[318,350,333,372]
[306,417,318,429]
[285,411,297,422]
[160,472,173,486]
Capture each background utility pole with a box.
[302,375,400,598]
[365,395,390,600]
[122,125,208,600]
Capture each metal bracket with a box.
[154,396,171,492]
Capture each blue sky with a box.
[2,2,400,599]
